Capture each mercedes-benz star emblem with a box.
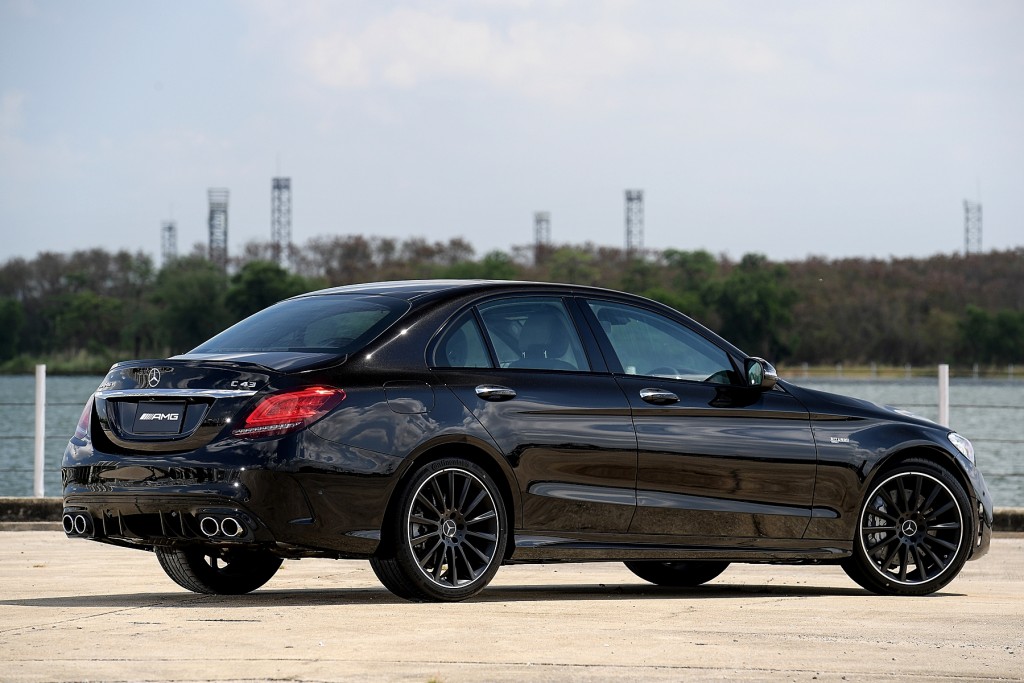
[901,520,918,536]
[442,519,458,538]
[146,368,161,388]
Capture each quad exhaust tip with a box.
[219,517,244,537]
[63,513,91,536]
[199,516,220,537]
[199,515,247,538]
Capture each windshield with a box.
[191,294,410,355]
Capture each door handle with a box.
[640,388,679,405]
[475,385,517,401]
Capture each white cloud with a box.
[298,7,650,99]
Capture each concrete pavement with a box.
[1,531,1021,682]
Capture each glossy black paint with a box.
[63,280,992,573]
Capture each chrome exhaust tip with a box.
[199,516,220,537]
[62,514,75,534]
[73,514,89,535]
[219,517,244,537]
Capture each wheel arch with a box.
[378,436,521,560]
[867,444,974,505]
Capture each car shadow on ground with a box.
[0,581,960,609]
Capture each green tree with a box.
[714,254,796,359]
[0,298,24,361]
[549,247,598,285]
[959,306,1024,364]
[659,249,720,322]
[226,260,313,320]
[151,257,232,354]
[438,250,519,280]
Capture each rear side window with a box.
[192,295,409,355]
[433,313,493,368]
[477,297,590,371]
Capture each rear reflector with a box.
[232,386,345,439]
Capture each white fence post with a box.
[938,364,949,427]
[34,364,46,498]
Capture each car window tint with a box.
[587,300,736,384]
[192,295,408,355]
[477,298,590,372]
[433,313,493,368]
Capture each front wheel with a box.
[155,545,282,595]
[841,458,974,596]
[371,458,507,602]
[624,560,730,587]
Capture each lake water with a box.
[0,375,1021,505]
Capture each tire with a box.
[624,560,730,587]
[155,545,282,595]
[371,457,507,602]
[841,458,974,596]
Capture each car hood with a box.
[780,380,943,430]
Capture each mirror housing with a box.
[745,357,778,391]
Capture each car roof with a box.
[300,279,618,303]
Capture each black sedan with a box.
[62,280,992,601]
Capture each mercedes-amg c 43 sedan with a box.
[62,280,992,601]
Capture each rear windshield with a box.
[191,295,410,355]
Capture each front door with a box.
[581,298,817,543]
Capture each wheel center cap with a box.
[441,519,458,538]
[901,520,919,536]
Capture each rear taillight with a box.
[232,386,346,439]
[73,396,94,441]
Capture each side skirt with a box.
[508,531,851,563]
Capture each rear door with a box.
[580,298,818,542]
[431,296,638,534]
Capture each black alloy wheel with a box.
[624,560,730,587]
[371,457,507,602]
[842,458,973,596]
[155,545,283,595]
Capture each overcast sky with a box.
[1,0,1021,265]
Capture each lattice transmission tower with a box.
[964,200,982,254]
[271,177,292,267]
[534,211,551,264]
[208,188,229,271]
[625,189,644,257]
[160,221,177,265]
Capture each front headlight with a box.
[948,432,975,464]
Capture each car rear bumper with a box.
[61,441,403,558]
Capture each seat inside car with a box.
[510,310,576,370]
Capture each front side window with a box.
[477,297,590,372]
[587,300,737,384]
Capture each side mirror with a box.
[745,357,778,390]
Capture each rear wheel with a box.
[371,457,507,602]
[841,458,973,596]
[155,545,282,595]
[624,560,730,587]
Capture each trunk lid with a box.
[91,359,277,453]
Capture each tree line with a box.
[0,237,1021,372]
